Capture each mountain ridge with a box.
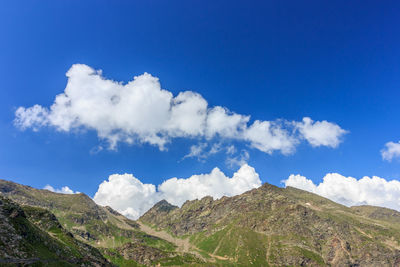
[0,195,111,266]
[0,179,203,266]
[140,182,400,266]
[2,178,400,266]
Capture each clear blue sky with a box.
[1,0,399,197]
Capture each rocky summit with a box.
[1,179,400,266]
[140,183,400,266]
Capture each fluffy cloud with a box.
[93,164,261,219]
[15,64,347,154]
[244,120,297,154]
[44,184,78,194]
[15,105,49,131]
[283,173,400,210]
[205,107,249,139]
[93,174,157,219]
[295,117,348,148]
[381,141,400,162]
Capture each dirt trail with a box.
[137,221,228,262]
[138,222,191,253]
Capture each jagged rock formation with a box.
[140,184,400,266]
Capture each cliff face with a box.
[140,183,400,266]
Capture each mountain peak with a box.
[140,182,400,266]
[150,199,178,213]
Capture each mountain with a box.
[0,195,110,266]
[2,178,400,266]
[0,179,139,247]
[140,183,400,266]
[0,179,203,266]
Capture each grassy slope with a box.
[140,184,400,266]
[0,179,138,247]
[0,196,110,266]
[0,179,203,266]
[5,177,400,266]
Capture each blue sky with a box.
[1,1,400,211]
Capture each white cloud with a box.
[158,163,260,207]
[93,164,261,219]
[182,143,208,161]
[44,184,79,194]
[15,105,49,131]
[226,150,250,168]
[283,173,400,211]
[381,141,400,162]
[182,143,224,161]
[93,174,158,219]
[244,120,297,154]
[295,117,348,148]
[205,107,249,139]
[226,145,236,155]
[15,64,347,154]
[167,91,208,137]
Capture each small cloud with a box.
[44,184,79,194]
[226,150,250,168]
[90,145,104,155]
[209,143,222,155]
[182,143,208,161]
[295,117,348,148]
[226,145,236,155]
[381,141,400,162]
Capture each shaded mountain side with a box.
[141,200,178,228]
[0,179,140,247]
[140,183,400,266]
[0,195,111,266]
[0,179,204,266]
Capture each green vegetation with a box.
[141,183,400,266]
[3,178,400,266]
[0,179,203,266]
[102,248,144,267]
[0,196,110,265]
[152,253,202,266]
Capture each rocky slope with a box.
[0,195,111,266]
[3,177,400,266]
[140,183,400,266]
[0,179,139,247]
[0,179,202,266]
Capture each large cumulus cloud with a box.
[93,164,261,219]
[283,173,400,211]
[15,64,347,154]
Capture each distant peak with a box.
[148,199,178,213]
